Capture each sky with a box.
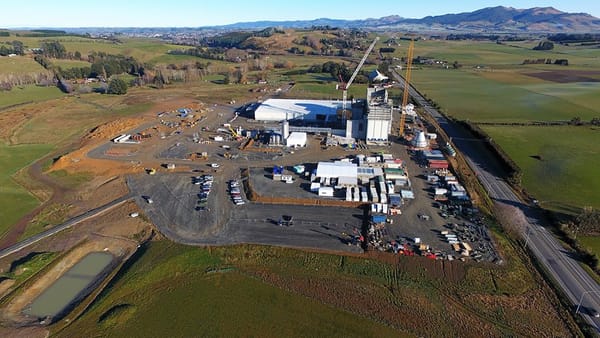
[2,0,599,28]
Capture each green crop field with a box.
[0,85,64,109]
[482,125,600,212]
[0,143,53,235]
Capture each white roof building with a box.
[286,132,307,147]
[254,99,341,122]
[318,186,334,197]
[316,161,357,179]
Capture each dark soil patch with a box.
[524,70,600,83]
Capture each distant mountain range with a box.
[219,6,600,33]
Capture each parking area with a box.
[128,172,363,252]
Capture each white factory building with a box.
[253,87,395,145]
[254,99,340,122]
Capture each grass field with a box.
[0,143,53,235]
[54,240,571,337]
[286,72,369,99]
[482,125,600,212]
[402,40,600,215]
[0,56,46,74]
[0,91,154,239]
[55,242,403,337]
[408,40,600,69]
[0,85,64,109]
[410,68,599,122]
[50,58,91,69]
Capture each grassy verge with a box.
[19,203,72,240]
[0,252,57,285]
[579,236,600,258]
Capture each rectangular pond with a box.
[23,251,114,320]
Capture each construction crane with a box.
[338,36,380,117]
[399,39,414,137]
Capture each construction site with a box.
[0,37,499,331]
[66,36,494,262]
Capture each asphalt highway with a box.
[392,70,600,331]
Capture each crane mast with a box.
[340,37,379,114]
[399,39,414,137]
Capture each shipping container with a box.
[372,214,387,223]
[389,194,402,206]
[380,193,387,204]
[353,187,360,202]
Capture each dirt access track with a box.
[1,234,138,326]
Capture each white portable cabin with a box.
[318,187,334,197]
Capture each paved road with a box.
[0,195,132,259]
[392,70,600,331]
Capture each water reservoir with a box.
[23,251,114,321]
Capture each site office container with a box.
[428,161,449,169]
[346,187,352,201]
[371,214,387,223]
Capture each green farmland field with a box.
[55,239,571,337]
[0,85,63,109]
[0,143,53,235]
[50,58,92,69]
[482,125,600,212]
[287,72,369,99]
[411,40,600,69]
[0,56,47,74]
[56,242,402,338]
[410,68,599,122]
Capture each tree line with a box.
[0,40,25,56]
[167,47,225,61]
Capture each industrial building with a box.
[253,86,396,145]
[254,99,340,122]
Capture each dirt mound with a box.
[85,117,145,142]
